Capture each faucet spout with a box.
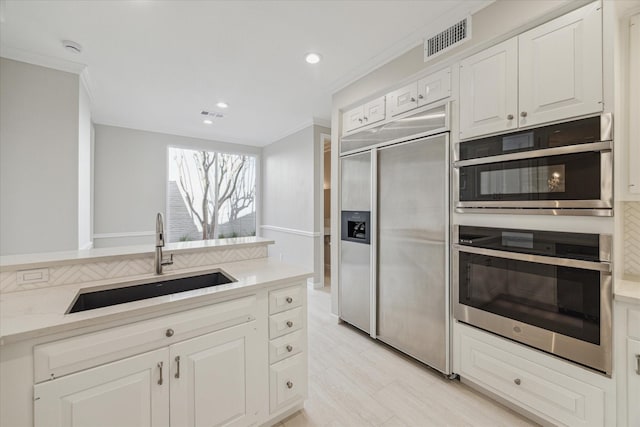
[154,213,173,274]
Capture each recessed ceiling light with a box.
[216,102,229,109]
[305,53,321,64]
[203,119,213,125]
[62,39,82,54]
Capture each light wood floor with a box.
[275,285,538,427]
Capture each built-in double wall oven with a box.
[453,114,613,216]
[453,225,612,375]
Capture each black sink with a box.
[67,271,235,313]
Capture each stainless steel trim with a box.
[599,235,612,263]
[453,141,612,168]
[454,207,614,217]
[370,149,377,339]
[452,244,611,272]
[601,112,613,141]
[452,245,613,375]
[456,199,613,208]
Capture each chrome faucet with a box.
[155,213,173,274]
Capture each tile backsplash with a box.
[624,202,640,278]
[0,245,268,294]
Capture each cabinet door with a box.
[342,106,365,134]
[363,96,385,126]
[387,82,418,117]
[518,1,602,128]
[629,13,640,194]
[459,38,518,139]
[417,68,451,107]
[170,321,261,427]
[628,339,640,427]
[34,348,169,427]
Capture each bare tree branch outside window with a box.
[167,148,256,242]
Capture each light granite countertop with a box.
[0,256,311,345]
[615,278,640,305]
[0,237,275,271]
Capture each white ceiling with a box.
[0,0,489,146]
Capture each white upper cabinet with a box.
[417,68,451,107]
[518,1,602,128]
[459,38,519,140]
[459,1,603,140]
[342,96,385,134]
[387,82,419,117]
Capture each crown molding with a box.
[327,0,493,95]
[0,45,87,74]
[312,117,332,129]
[264,116,332,146]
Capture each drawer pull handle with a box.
[286,345,293,352]
[175,356,180,379]
[636,354,640,375]
[286,381,294,389]
[507,114,514,120]
[286,321,294,328]
[514,378,521,386]
[165,328,174,337]
[157,362,164,385]
[286,296,293,304]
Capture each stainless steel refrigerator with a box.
[339,105,449,374]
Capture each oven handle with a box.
[453,141,612,168]
[452,244,611,272]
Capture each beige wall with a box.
[0,58,81,255]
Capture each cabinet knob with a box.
[165,328,174,337]
[286,296,293,304]
[520,111,528,117]
[358,118,363,123]
[507,114,514,120]
[418,94,424,99]
[363,116,368,121]
[514,378,521,385]
[410,97,416,102]
[286,345,293,352]
[286,381,294,389]
[286,320,294,328]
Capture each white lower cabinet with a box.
[269,353,307,414]
[627,338,640,427]
[455,322,613,426]
[34,348,170,427]
[13,281,309,427]
[34,321,258,427]
[170,322,260,427]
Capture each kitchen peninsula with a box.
[0,237,311,427]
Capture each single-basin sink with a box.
[67,271,236,314]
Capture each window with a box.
[167,147,256,242]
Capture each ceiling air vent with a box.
[424,16,471,62]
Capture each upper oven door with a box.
[453,114,613,213]
[456,146,612,208]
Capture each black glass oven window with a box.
[459,116,601,160]
[458,253,600,344]
[459,152,601,202]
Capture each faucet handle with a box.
[162,253,174,266]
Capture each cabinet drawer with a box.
[269,284,303,314]
[34,295,257,383]
[460,331,604,426]
[387,82,418,117]
[269,307,303,339]
[628,307,640,340]
[417,68,451,106]
[269,353,307,414]
[342,106,365,134]
[269,330,303,364]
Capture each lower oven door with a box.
[453,244,612,375]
